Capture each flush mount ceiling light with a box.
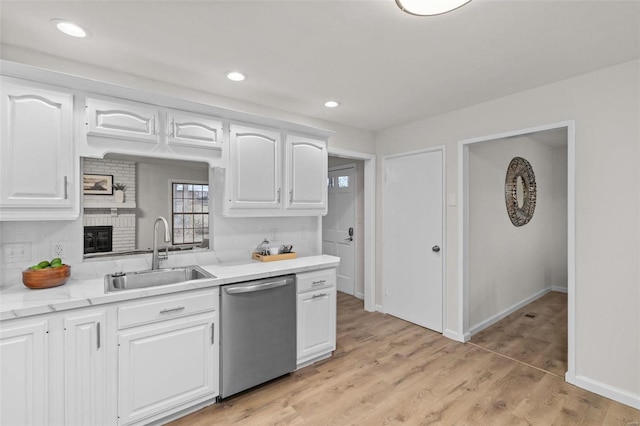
[396,0,471,16]
[50,19,89,38]
[226,71,246,82]
[324,101,340,108]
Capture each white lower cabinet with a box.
[117,289,219,426]
[0,319,49,426]
[0,307,113,426]
[64,309,111,426]
[296,269,337,366]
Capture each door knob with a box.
[345,227,354,242]
[432,245,440,253]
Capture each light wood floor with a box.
[169,292,640,425]
[470,291,568,377]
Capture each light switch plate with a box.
[2,243,32,264]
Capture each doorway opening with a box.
[458,121,575,381]
[323,162,359,297]
[325,148,376,312]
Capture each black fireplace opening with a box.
[84,226,113,254]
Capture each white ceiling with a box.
[1,0,639,131]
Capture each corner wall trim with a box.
[443,329,466,343]
[566,373,640,410]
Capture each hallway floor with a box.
[470,291,568,377]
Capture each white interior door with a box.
[322,166,356,295]
[383,150,443,332]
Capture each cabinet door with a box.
[285,135,328,212]
[64,310,108,426]
[0,319,49,426]
[86,97,158,143]
[297,288,336,364]
[0,81,75,215]
[167,111,223,149]
[228,124,281,210]
[118,313,217,426]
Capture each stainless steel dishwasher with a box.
[219,274,296,399]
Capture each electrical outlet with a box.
[52,242,64,258]
[270,227,278,241]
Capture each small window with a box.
[172,182,209,245]
[337,175,350,188]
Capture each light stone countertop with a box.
[0,255,340,321]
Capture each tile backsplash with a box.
[0,215,321,288]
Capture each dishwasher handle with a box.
[225,279,291,294]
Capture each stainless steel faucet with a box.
[152,217,171,270]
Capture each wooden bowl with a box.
[22,264,71,289]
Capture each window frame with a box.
[169,179,209,246]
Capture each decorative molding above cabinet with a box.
[83,97,225,167]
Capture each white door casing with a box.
[458,121,576,384]
[383,148,444,332]
[323,166,356,295]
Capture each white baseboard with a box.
[375,304,384,313]
[566,372,640,410]
[551,285,568,293]
[469,287,552,337]
[443,329,468,342]
[354,291,365,300]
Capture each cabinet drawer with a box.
[297,269,335,293]
[118,289,217,329]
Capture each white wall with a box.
[136,160,209,249]
[376,59,640,405]
[468,135,567,330]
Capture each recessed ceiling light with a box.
[324,101,340,108]
[51,19,89,38]
[226,71,246,82]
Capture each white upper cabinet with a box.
[86,97,158,143]
[167,110,223,149]
[224,125,328,216]
[227,124,282,210]
[83,98,226,167]
[0,79,77,220]
[285,135,328,212]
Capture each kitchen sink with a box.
[105,265,216,292]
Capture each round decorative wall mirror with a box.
[505,157,537,226]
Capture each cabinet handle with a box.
[63,176,68,200]
[312,293,328,299]
[289,189,293,204]
[159,306,185,314]
[150,117,156,135]
[169,119,175,138]
[312,280,326,286]
[211,322,215,345]
[96,322,101,350]
[277,188,281,203]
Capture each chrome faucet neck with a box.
[152,217,171,270]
